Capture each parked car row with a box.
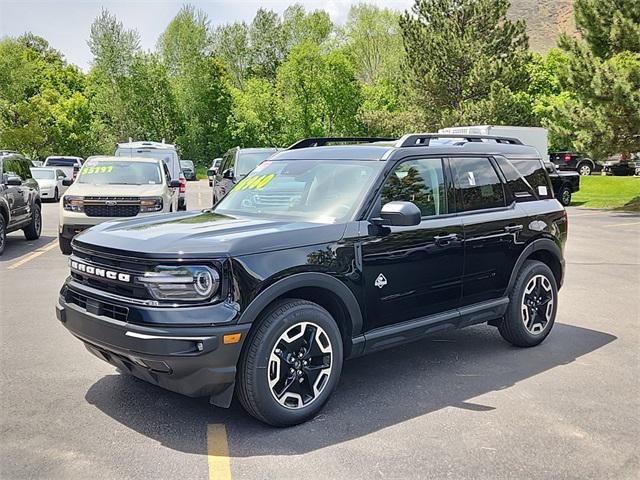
[550,150,640,176]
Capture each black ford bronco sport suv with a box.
[56,134,567,426]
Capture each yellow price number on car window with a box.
[82,165,114,175]
[235,174,275,191]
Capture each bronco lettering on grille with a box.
[70,259,131,283]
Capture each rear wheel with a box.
[498,260,558,347]
[577,162,592,176]
[0,214,6,255]
[23,204,41,240]
[237,299,343,426]
[559,186,572,206]
[58,233,72,255]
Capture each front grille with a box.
[67,289,129,322]
[85,204,140,217]
[82,196,140,218]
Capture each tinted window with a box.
[451,157,505,211]
[46,158,77,166]
[494,156,536,200]
[510,159,551,199]
[4,157,31,179]
[220,151,233,175]
[381,158,448,216]
[237,151,275,177]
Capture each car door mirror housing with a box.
[7,176,22,186]
[62,178,74,186]
[207,169,216,177]
[222,169,234,180]
[373,201,422,227]
[169,180,181,188]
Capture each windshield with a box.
[237,151,275,177]
[214,159,383,222]
[46,158,77,166]
[31,169,55,180]
[77,161,162,185]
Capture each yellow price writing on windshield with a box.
[234,173,275,191]
[82,165,113,175]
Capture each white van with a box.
[438,125,549,162]
[115,141,187,210]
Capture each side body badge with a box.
[375,273,388,289]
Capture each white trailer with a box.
[438,125,549,161]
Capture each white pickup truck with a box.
[43,156,84,179]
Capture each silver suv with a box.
[115,141,187,210]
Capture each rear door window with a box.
[450,157,506,212]
[494,156,536,201]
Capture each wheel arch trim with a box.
[237,272,364,336]
[506,238,564,293]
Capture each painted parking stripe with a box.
[207,424,232,480]
[6,240,58,270]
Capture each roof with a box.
[45,155,82,160]
[272,141,541,162]
[116,141,176,150]
[85,155,161,164]
[237,147,280,153]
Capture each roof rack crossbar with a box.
[287,137,396,150]
[396,134,523,148]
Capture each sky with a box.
[0,0,414,70]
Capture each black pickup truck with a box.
[544,162,580,206]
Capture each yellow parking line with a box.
[6,239,58,270]
[207,424,231,480]
[604,220,640,228]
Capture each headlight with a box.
[136,265,220,301]
[140,197,163,212]
[63,196,84,212]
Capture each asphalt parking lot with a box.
[1,182,638,480]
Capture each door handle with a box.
[434,233,460,246]
[504,224,523,233]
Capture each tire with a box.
[53,188,59,202]
[237,299,343,427]
[498,260,558,347]
[58,233,72,255]
[23,203,42,240]
[577,162,592,176]
[0,214,6,256]
[559,186,572,206]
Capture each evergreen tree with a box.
[400,0,531,129]
[551,0,640,158]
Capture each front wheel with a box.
[577,162,592,176]
[237,299,343,426]
[559,186,572,206]
[498,260,558,347]
[23,204,42,240]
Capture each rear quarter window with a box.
[510,158,552,199]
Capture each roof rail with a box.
[287,137,396,150]
[395,133,523,148]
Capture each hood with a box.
[74,211,348,258]
[65,183,164,197]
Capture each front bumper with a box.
[56,282,249,406]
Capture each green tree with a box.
[248,9,286,80]
[400,0,531,129]
[282,4,333,49]
[212,22,250,88]
[550,0,640,158]
[277,43,362,141]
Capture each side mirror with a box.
[7,176,22,186]
[222,168,234,180]
[207,169,216,177]
[169,180,181,188]
[373,201,422,227]
[62,179,74,186]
